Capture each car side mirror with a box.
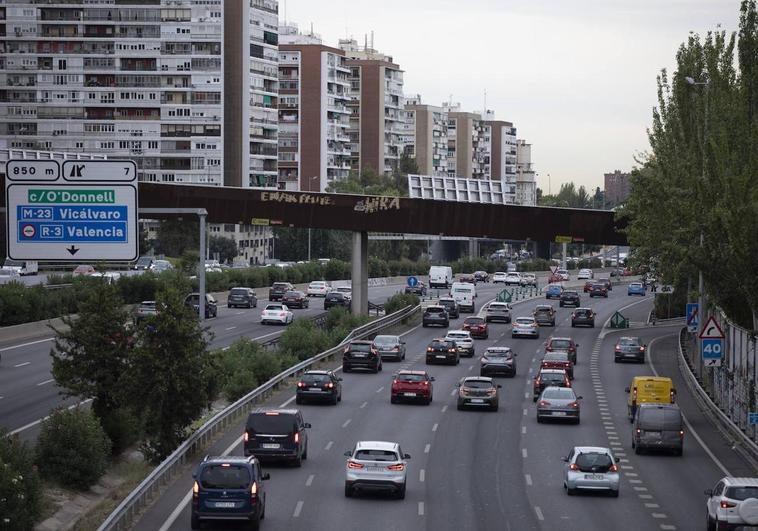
[577,396,583,400]
[430,377,436,381]
[344,450,352,457]
[304,423,312,429]
[261,472,271,481]
[338,377,343,381]
[704,489,713,496]
[497,384,502,388]
[456,382,461,387]
[403,453,411,459]
[192,472,197,479]
[624,387,630,393]
[561,456,568,462]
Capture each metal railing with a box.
[98,304,420,531]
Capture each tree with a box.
[0,429,42,530]
[121,284,217,462]
[209,235,238,264]
[154,219,199,257]
[138,223,151,256]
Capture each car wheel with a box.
[537,416,543,423]
[706,514,717,531]
[427,395,432,405]
[343,365,350,373]
[293,455,302,467]
[391,395,398,404]
[484,334,489,339]
[338,392,342,402]
[614,357,619,363]
[345,483,354,498]
[566,485,576,495]
[397,483,406,500]
[332,394,339,405]
[634,445,642,455]
[675,447,683,456]
[377,362,382,372]
[191,512,201,530]
[457,404,464,411]
[302,444,308,460]
[609,489,619,498]
[491,404,499,412]
[422,323,428,328]
[295,395,303,405]
[480,370,486,377]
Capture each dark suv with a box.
[296,370,342,405]
[228,287,257,308]
[422,305,449,327]
[324,291,350,310]
[191,455,269,530]
[426,338,460,365]
[438,297,460,319]
[571,307,596,328]
[243,409,311,466]
[184,293,218,318]
[268,282,294,301]
[559,290,581,308]
[342,340,382,373]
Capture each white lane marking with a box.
[235,311,245,315]
[376,386,384,393]
[628,479,643,484]
[645,502,660,508]
[418,501,425,516]
[360,401,368,409]
[9,397,93,436]
[305,474,314,487]
[0,337,53,352]
[534,506,544,521]
[424,443,431,454]
[14,362,30,368]
[468,365,473,371]
[525,474,533,486]
[293,500,304,518]
[325,441,333,451]
[647,336,731,476]
[651,513,667,519]
[523,408,528,416]
[432,423,439,432]
[521,426,527,434]
[660,525,677,530]
[450,389,457,396]
[633,486,649,491]
[419,469,425,482]
[639,494,653,499]
[225,326,237,331]
[524,392,530,399]
[342,419,351,428]
[522,448,528,458]
[36,378,54,386]
[441,405,448,413]
[222,346,230,351]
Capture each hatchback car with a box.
[557,269,570,281]
[343,340,382,373]
[282,290,309,309]
[372,335,406,361]
[512,316,540,339]
[444,330,474,356]
[614,336,646,363]
[480,347,517,377]
[463,316,489,339]
[260,303,293,325]
[504,272,522,286]
[458,274,477,285]
[520,273,538,287]
[541,350,574,378]
[334,286,353,300]
[296,370,342,405]
[485,302,512,323]
[268,282,294,301]
[589,283,608,298]
[72,264,96,276]
[546,284,563,299]
[533,305,556,326]
[705,477,758,530]
[545,336,579,365]
[627,282,646,296]
[559,290,581,307]
[324,291,351,310]
[390,371,434,405]
[563,446,619,496]
[150,259,174,272]
[577,268,594,280]
[473,270,489,282]
[492,272,508,284]
[404,281,428,296]
[185,293,218,318]
[426,338,460,365]
[344,441,411,499]
[457,376,502,411]
[228,287,257,308]
[191,455,269,530]
[307,281,331,297]
[583,280,594,293]
[571,308,596,328]
[597,277,612,290]
[243,409,311,466]
[422,305,449,328]
[533,368,571,401]
[136,300,158,322]
[537,386,582,423]
[437,297,460,319]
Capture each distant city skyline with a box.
[282,0,739,192]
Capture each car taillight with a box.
[539,400,550,406]
[251,481,258,498]
[393,347,399,351]
[535,376,541,386]
[294,432,300,444]
[571,313,576,318]
[421,381,428,386]
[487,389,497,396]
[448,348,456,352]
[244,431,249,442]
[387,463,405,471]
[721,500,737,509]
[192,480,199,505]
[670,390,675,403]
[348,460,364,469]
[636,428,641,434]
[297,382,306,388]
[568,401,579,408]
[609,464,618,472]
[680,430,685,438]
[427,347,433,352]
[325,382,334,389]
[569,463,578,471]
[633,387,638,401]
[615,347,621,352]
[279,312,286,317]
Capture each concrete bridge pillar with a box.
[351,231,368,315]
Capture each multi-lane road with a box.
[0,281,407,438]
[128,281,756,531]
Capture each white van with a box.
[429,266,453,289]
[450,282,476,313]
[2,259,38,276]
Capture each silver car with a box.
[344,441,410,499]
[484,302,512,323]
[563,446,620,496]
[512,316,540,339]
[372,335,406,361]
[445,330,475,356]
[537,386,581,423]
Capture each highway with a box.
[0,281,408,438]
[128,282,756,531]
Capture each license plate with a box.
[404,393,417,397]
[470,399,484,403]
[584,474,604,480]
[353,353,367,358]
[260,443,280,449]
[646,431,661,437]
[436,355,446,359]
[215,502,236,508]
[552,411,567,416]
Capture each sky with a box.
[282,0,740,192]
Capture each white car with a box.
[345,441,410,499]
[512,316,540,339]
[504,272,522,286]
[563,446,619,497]
[335,286,352,301]
[706,477,758,529]
[520,273,537,287]
[444,330,475,357]
[577,268,593,280]
[89,271,122,284]
[492,272,508,284]
[260,303,294,325]
[557,269,570,281]
[307,281,331,297]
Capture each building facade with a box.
[604,169,631,207]
[405,98,448,176]
[277,24,350,192]
[515,139,537,206]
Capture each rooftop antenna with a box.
[370,30,374,51]
[484,89,487,116]
[364,33,368,49]
[310,21,313,36]
[283,0,287,26]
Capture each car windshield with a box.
[544,352,569,361]
[350,343,372,352]
[246,414,296,434]
[439,300,455,307]
[465,318,484,325]
[200,465,251,490]
[489,304,508,310]
[516,318,535,325]
[310,282,326,287]
[543,388,575,399]
[485,349,510,358]
[551,340,572,349]
[301,374,329,383]
[426,307,445,314]
[541,372,566,382]
[575,309,592,316]
[535,306,552,313]
[563,291,578,296]
[630,283,643,288]
[397,374,425,382]
[619,338,640,346]
[373,336,398,345]
[285,291,300,297]
[463,380,493,389]
[273,283,289,289]
[230,288,249,295]
[337,287,351,293]
[575,453,612,473]
[265,305,284,311]
[453,288,472,293]
[354,449,399,462]
[726,486,758,501]
[431,341,453,348]
[327,293,344,300]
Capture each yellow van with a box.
[625,376,675,421]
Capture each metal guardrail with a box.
[98,304,420,531]
[677,327,758,472]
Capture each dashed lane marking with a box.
[341,419,351,428]
[325,441,333,451]
[441,405,448,413]
[651,514,668,519]
[424,443,431,454]
[432,423,439,432]
[305,475,314,487]
[36,378,54,386]
[525,474,533,486]
[360,401,368,409]
[293,500,304,518]
[376,386,384,393]
[534,506,544,521]
[522,448,528,458]
[225,326,236,331]
[14,362,30,368]
[419,469,425,482]
[418,502,425,516]
[522,426,527,434]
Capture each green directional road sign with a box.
[610,311,629,329]
[496,289,512,303]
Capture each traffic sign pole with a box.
[699,315,725,367]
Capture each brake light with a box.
[615,347,621,352]
[640,346,646,351]
[632,387,638,401]
[680,430,685,438]
[325,382,334,389]
[636,428,641,434]
[539,400,550,406]
[569,463,578,471]
[244,431,249,442]
[294,432,300,444]
[535,376,541,386]
[387,463,405,471]
[192,480,199,505]
[297,382,306,388]
[421,381,428,386]
[427,347,433,352]
[251,481,258,498]
[609,464,618,472]
[670,389,675,403]
[448,348,455,352]
[347,460,364,469]
[721,500,737,509]
[568,401,579,408]
[279,312,286,317]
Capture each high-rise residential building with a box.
[445,104,483,179]
[604,169,631,207]
[404,96,448,176]
[277,24,350,192]
[339,38,404,176]
[516,139,537,206]
[485,118,518,199]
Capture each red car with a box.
[463,316,489,339]
[545,336,579,364]
[583,281,594,293]
[540,351,574,379]
[458,274,477,285]
[548,273,563,283]
[391,370,435,405]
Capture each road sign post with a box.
[406,276,418,288]
[699,316,725,367]
[686,303,699,333]
[5,159,138,261]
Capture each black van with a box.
[632,403,684,455]
[243,409,311,466]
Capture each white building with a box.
[516,139,537,206]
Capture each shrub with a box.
[0,429,43,530]
[218,339,298,401]
[36,408,111,489]
[99,407,142,455]
[324,259,350,281]
[278,319,330,361]
[383,293,420,315]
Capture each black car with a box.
[438,298,460,319]
[228,287,257,308]
[243,409,311,466]
[184,293,218,318]
[614,336,646,363]
[426,338,460,365]
[404,281,428,296]
[473,271,489,283]
[342,340,382,373]
[598,277,613,290]
[282,290,310,309]
[191,455,269,530]
[480,347,517,377]
[268,282,294,301]
[296,370,342,404]
[589,283,608,298]
[571,307,596,328]
[422,305,449,327]
[559,290,581,308]
[324,291,351,310]
[532,368,571,401]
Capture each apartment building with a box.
[339,38,404,176]
[604,169,631,207]
[404,96,448,176]
[486,118,518,198]
[516,139,537,206]
[277,24,350,192]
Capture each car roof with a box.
[618,336,641,341]
[304,370,330,375]
[489,302,508,306]
[539,368,568,374]
[425,305,444,310]
[439,297,455,302]
[350,340,373,345]
[140,300,156,305]
[721,477,758,487]
[535,304,552,309]
[203,455,255,465]
[446,330,470,335]
[549,336,572,342]
[485,346,512,353]
[250,408,300,416]
[355,441,400,452]
[575,307,593,311]
[462,376,494,383]
[573,446,614,454]
[397,370,428,376]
